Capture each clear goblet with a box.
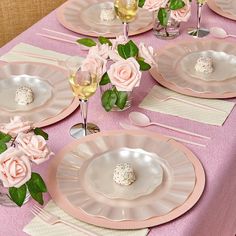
[187,0,209,38]
[68,70,100,139]
[114,0,139,40]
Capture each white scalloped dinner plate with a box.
[207,0,236,21]
[150,40,236,98]
[47,130,205,229]
[56,0,154,38]
[0,62,79,127]
[215,0,236,17]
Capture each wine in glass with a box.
[114,0,139,40]
[69,70,100,139]
[187,0,209,38]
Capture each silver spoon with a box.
[210,27,236,39]
[129,112,210,140]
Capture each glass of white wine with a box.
[187,0,209,38]
[114,0,139,40]
[69,70,100,139]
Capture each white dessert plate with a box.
[47,130,205,229]
[0,62,79,127]
[150,40,236,98]
[56,0,154,38]
[85,147,164,200]
[179,50,236,82]
[207,0,236,21]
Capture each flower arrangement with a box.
[78,36,156,111]
[139,0,191,27]
[0,116,53,207]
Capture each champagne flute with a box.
[187,0,209,38]
[114,0,139,40]
[69,70,100,139]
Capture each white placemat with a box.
[23,200,149,236]
[139,85,235,126]
[0,43,83,66]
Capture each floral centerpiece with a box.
[0,116,53,207]
[78,36,156,111]
[139,0,191,38]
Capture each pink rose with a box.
[138,42,156,66]
[111,35,128,50]
[81,55,107,79]
[0,147,31,188]
[16,133,53,165]
[107,58,141,91]
[143,0,168,12]
[88,44,110,59]
[0,116,33,137]
[170,0,191,22]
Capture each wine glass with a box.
[114,0,139,40]
[187,0,209,38]
[68,69,100,139]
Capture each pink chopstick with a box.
[36,33,78,44]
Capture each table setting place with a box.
[0,0,236,236]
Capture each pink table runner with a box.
[1,3,236,236]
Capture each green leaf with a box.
[30,191,44,205]
[138,0,146,7]
[116,91,128,110]
[124,40,139,58]
[101,90,117,112]
[170,0,185,10]
[117,44,127,59]
[9,184,27,207]
[77,38,97,47]
[26,172,47,193]
[0,142,7,154]
[158,8,168,26]
[98,36,112,46]
[33,128,48,140]
[99,72,111,85]
[0,132,12,143]
[137,59,151,71]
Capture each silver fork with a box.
[31,205,98,236]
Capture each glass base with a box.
[187,27,209,38]
[0,187,30,207]
[70,123,100,139]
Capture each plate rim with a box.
[56,0,154,38]
[207,0,236,21]
[0,61,79,128]
[151,39,236,99]
[47,130,205,229]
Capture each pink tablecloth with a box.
[0,2,236,236]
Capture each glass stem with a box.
[123,22,129,41]
[197,3,203,33]
[79,99,88,136]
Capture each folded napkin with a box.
[23,200,149,236]
[0,43,83,66]
[139,85,235,126]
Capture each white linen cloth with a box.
[0,43,83,66]
[139,85,235,126]
[23,200,149,236]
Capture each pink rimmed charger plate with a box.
[56,0,154,38]
[0,62,79,127]
[150,40,236,99]
[47,130,205,229]
[207,0,236,21]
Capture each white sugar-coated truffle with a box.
[100,7,116,22]
[195,56,214,74]
[113,163,136,186]
[15,86,34,105]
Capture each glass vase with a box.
[153,14,180,40]
[100,84,133,111]
[0,181,30,207]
